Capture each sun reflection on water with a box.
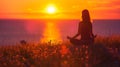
[41,22,62,44]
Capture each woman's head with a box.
[82,9,91,22]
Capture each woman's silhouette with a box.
[67,9,96,45]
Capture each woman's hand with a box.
[67,36,71,39]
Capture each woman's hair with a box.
[82,9,91,22]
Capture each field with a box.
[0,36,120,67]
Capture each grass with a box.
[0,36,120,67]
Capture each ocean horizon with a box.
[0,19,120,45]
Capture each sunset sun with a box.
[46,5,56,14]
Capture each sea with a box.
[0,19,120,45]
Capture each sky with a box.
[0,0,120,19]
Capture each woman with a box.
[67,9,96,45]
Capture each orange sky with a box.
[0,0,120,19]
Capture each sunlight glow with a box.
[46,5,56,14]
[41,22,62,44]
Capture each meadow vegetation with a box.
[0,36,120,67]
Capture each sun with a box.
[46,5,56,14]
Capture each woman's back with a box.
[79,22,92,40]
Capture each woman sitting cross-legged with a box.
[67,9,96,46]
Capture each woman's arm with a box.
[90,23,96,38]
[72,33,80,38]
[67,33,79,39]
[72,22,81,38]
[67,22,81,39]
